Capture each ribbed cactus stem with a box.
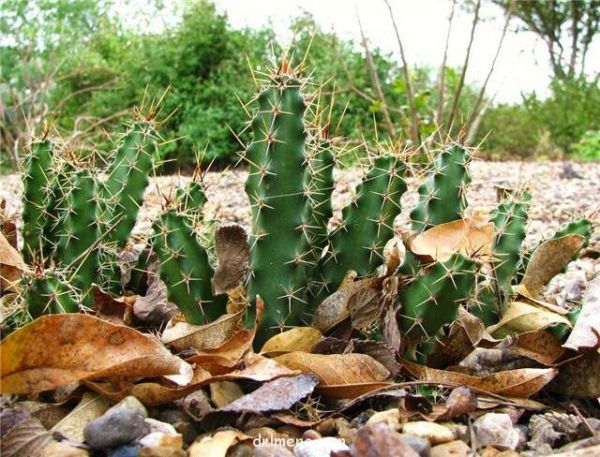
[153,210,224,324]
[177,181,207,216]
[411,145,471,232]
[399,254,477,359]
[56,169,99,307]
[100,120,158,248]
[22,139,55,263]
[23,272,80,319]
[490,191,531,309]
[320,155,407,294]
[244,73,311,345]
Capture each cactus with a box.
[399,254,477,360]
[319,155,407,295]
[153,209,225,324]
[490,191,531,309]
[56,169,100,307]
[22,139,55,264]
[177,181,207,216]
[22,271,80,319]
[410,145,471,233]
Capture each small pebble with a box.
[84,396,149,450]
[402,421,455,445]
[294,437,350,457]
[473,413,521,451]
[367,408,401,431]
[400,434,431,457]
[431,440,470,457]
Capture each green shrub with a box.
[573,131,600,161]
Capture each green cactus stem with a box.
[153,210,224,324]
[410,145,471,233]
[23,271,80,319]
[22,139,55,263]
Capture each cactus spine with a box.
[22,272,80,319]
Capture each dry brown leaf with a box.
[404,360,557,397]
[510,330,566,366]
[85,353,297,406]
[0,410,53,457]
[0,231,26,293]
[487,300,571,338]
[408,218,493,262]
[162,311,243,352]
[549,352,600,399]
[133,276,178,326]
[275,352,390,387]
[564,276,600,351]
[50,392,112,442]
[349,285,383,333]
[188,430,251,457]
[210,381,244,408]
[317,382,394,399]
[92,286,134,325]
[212,224,249,295]
[312,273,383,332]
[518,235,586,297]
[260,327,322,355]
[0,314,192,394]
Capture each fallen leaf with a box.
[346,340,402,377]
[162,311,243,353]
[317,382,394,399]
[487,301,571,338]
[0,200,17,249]
[510,330,566,365]
[549,352,600,399]
[349,285,383,333]
[404,361,557,397]
[85,353,297,406]
[51,392,112,442]
[92,286,134,325]
[186,326,255,374]
[408,218,493,262]
[261,327,322,355]
[218,373,318,414]
[188,430,251,457]
[0,314,192,394]
[0,231,26,293]
[275,352,390,386]
[518,235,586,297]
[383,237,405,274]
[133,277,178,326]
[563,276,600,351]
[312,273,383,332]
[436,386,478,420]
[211,224,249,295]
[210,381,244,408]
[0,409,53,457]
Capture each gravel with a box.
[1,160,598,305]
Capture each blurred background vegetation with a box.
[1,0,599,171]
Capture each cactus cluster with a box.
[9,61,593,358]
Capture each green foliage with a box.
[573,130,600,161]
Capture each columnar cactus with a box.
[410,145,471,233]
[153,209,225,324]
[22,271,80,319]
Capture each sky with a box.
[212,0,600,104]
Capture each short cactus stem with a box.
[410,144,471,232]
[22,271,80,319]
[153,209,225,324]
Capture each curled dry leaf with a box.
[408,218,493,262]
[487,300,571,338]
[85,353,298,406]
[312,272,382,332]
[518,234,586,298]
[188,430,252,457]
[349,285,383,333]
[211,224,249,295]
[0,409,53,457]
[275,352,391,398]
[162,311,243,353]
[0,200,17,248]
[0,314,192,394]
[92,286,134,325]
[0,231,26,293]
[564,276,600,351]
[509,330,566,366]
[404,360,558,397]
[260,327,322,355]
[133,276,178,326]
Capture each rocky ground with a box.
[2,160,599,307]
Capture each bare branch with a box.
[356,10,396,138]
[383,0,420,146]
[448,0,481,130]
[436,0,457,129]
